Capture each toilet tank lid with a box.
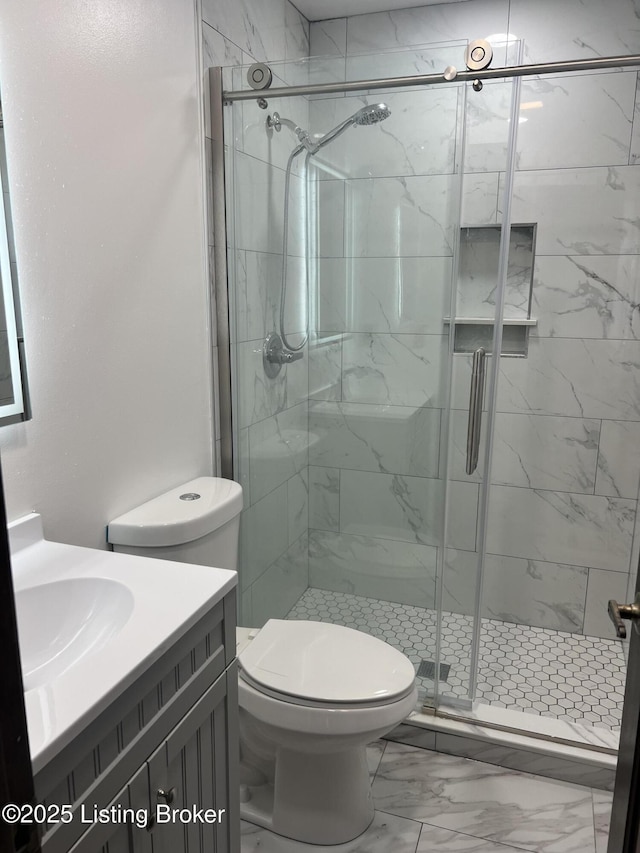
[107,477,243,548]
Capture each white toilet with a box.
[108,477,418,846]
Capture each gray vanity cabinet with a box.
[37,591,239,853]
[145,666,238,853]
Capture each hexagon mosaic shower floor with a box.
[287,587,626,731]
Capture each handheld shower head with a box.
[352,103,392,126]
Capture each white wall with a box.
[0,0,213,548]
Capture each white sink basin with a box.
[16,578,134,691]
[10,512,237,773]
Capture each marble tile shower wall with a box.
[200,0,311,627]
[307,0,640,640]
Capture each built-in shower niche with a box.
[449,224,537,356]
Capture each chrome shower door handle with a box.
[466,347,486,475]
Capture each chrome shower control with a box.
[263,332,304,378]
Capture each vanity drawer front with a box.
[66,764,148,853]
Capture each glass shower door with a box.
[435,65,523,709]
[223,44,472,701]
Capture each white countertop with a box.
[10,513,237,775]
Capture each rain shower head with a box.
[352,103,391,126]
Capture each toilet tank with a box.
[107,477,243,571]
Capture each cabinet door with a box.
[146,668,237,853]
[67,764,148,853]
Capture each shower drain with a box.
[417,660,451,682]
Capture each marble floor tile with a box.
[372,744,597,852]
[240,810,422,852]
[592,790,613,853]
[367,740,386,777]
[417,824,529,852]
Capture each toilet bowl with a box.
[237,619,417,845]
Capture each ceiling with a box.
[294,0,465,23]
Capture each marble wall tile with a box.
[531,255,640,340]
[308,528,437,608]
[236,339,308,429]
[433,734,615,791]
[372,742,596,852]
[344,43,468,93]
[315,258,347,332]
[344,174,458,257]
[309,87,459,180]
[461,173,500,226]
[317,179,345,256]
[340,470,478,552]
[482,554,588,632]
[248,401,308,503]
[287,469,308,546]
[514,73,636,171]
[595,420,640,499]
[583,569,629,639]
[486,485,635,572]
[240,481,289,590]
[283,1,310,62]
[308,465,340,531]
[509,0,640,64]
[503,166,640,256]
[490,414,599,493]
[342,333,448,408]
[464,80,514,175]
[201,0,308,65]
[442,548,479,617]
[309,401,441,478]
[250,531,309,627]
[234,152,284,255]
[496,337,640,421]
[234,250,278,343]
[344,2,510,55]
[317,257,452,335]
[631,73,640,164]
[450,411,600,494]
[309,333,343,400]
[310,18,347,57]
[236,340,284,430]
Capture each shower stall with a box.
[211,39,640,758]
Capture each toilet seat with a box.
[238,619,416,708]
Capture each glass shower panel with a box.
[435,71,522,709]
[223,44,472,704]
[477,65,639,735]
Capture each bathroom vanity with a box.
[10,514,240,853]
